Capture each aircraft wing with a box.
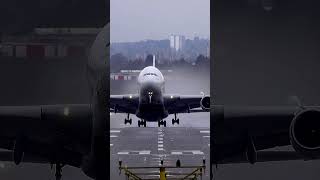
[0,104,92,167]
[110,95,139,114]
[164,95,210,114]
[211,105,320,164]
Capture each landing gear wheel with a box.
[158,120,166,127]
[143,120,146,127]
[172,114,179,125]
[124,118,132,125]
[172,118,180,125]
[124,114,132,125]
[138,120,147,127]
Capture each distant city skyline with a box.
[111,0,210,43]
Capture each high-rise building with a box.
[170,34,185,51]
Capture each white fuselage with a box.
[136,66,168,121]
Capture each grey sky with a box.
[111,0,210,42]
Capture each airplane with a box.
[0,17,318,180]
[110,56,210,127]
[0,23,110,180]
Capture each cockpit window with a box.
[143,73,158,76]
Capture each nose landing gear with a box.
[171,113,179,125]
[52,163,64,180]
[158,120,166,127]
[138,119,147,127]
[124,113,132,125]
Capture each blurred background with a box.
[212,0,320,179]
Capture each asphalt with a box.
[110,113,210,180]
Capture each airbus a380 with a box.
[0,24,320,180]
[110,56,210,127]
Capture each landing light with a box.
[129,95,132,99]
[170,95,173,99]
[64,107,69,116]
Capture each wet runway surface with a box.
[110,113,210,180]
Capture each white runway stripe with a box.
[171,150,205,155]
[110,135,118,138]
[158,144,163,148]
[117,150,151,155]
[203,136,210,138]
[171,151,183,155]
[191,150,204,155]
[158,141,163,144]
[117,152,129,155]
[200,130,210,133]
[110,144,113,146]
[139,150,151,155]
[110,130,121,133]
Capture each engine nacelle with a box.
[200,96,210,111]
[290,109,320,158]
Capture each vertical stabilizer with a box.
[152,55,156,67]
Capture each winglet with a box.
[152,55,156,67]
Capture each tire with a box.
[164,121,167,127]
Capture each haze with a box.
[111,0,210,42]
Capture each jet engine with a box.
[290,109,320,158]
[200,96,210,111]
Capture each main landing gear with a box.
[138,119,147,127]
[124,113,132,125]
[158,120,166,127]
[172,113,180,125]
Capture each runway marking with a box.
[158,148,164,151]
[191,150,204,155]
[139,150,151,155]
[110,144,113,146]
[117,152,129,155]
[110,130,121,133]
[203,136,210,138]
[158,137,163,141]
[159,134,164,137]
[171,151,183,155]
[158,144,163,148]
[208,144,210,147]
[171,150,205,155]
[110,135,118,138]
[158,141,163,144]
[200,130,210,133]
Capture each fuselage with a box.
[136,66,168,121]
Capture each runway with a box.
[110,113,210,180]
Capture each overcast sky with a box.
[110,0,210,42]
